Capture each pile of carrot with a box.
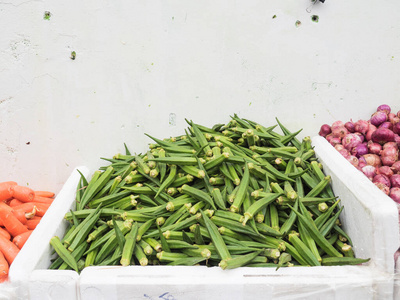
[0,181,55,283]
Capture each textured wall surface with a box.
[1,0,399,192]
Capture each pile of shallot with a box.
[319,104,400,204]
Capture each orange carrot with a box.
[0,202,13,213]
[13,202,50,217]
[32,196,54,204]
[10,185,35,203]
[0,182,17,201]
[34,191,55,198]
[0,234,19,265]
[12,230,32,249]
[11,210,29,225]
[25,216,41,230]
[0,208,29,237]
[0,228,11,240]
[8,199,24,207]
[0,251,9,283]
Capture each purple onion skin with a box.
[347,155,359,167]
[370,111,388,127]
[377,104,391,115]
[383,142,398,150]
[358,156,367,168]
[362,165,377,180]
[389,113,396,123]
[342,133,362,151]
[344,121,355,133]
[395,134,400,148]
[354,132,365,143]
[390,187,400,203]
[351,143,368,158]
[371,128,395,145]
[391,161,400,173]
[381,147,399,167]
[354,120,369,135]
[367,142,382,155]
[373,174,391,188]
[391,174,400,188]
[375,182,390,195]
[338,148,351,159]
[393,122,400,135]
[331,127,348,139]
[319,124,332,137]
[378,166,394,178]
[378,121,393,131]
[329,137,342,147]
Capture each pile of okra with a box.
[49,115,370,272]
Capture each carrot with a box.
[26,216,41,230]
[12,230,32,249]
[0,228,11,240]
[13,202,50,217]
[0,182,17,201]
[0,208,29,237]
[0,234,19,265]
[0,202,13,213]
[8,199,24,207]
[10,185,35,203]
[0,251,9,283]
[11,210,29,225]
[32,195,54,204]
[34,191,55,198]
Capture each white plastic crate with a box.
[7,136,399,299]
[72,136,398,299]
[8,166,89,300]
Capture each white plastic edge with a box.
[312,135,400,274]
[8,166,89,299]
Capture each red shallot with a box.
[377,104,391,114]
[381,147,399,167]
[389,187,400,203]
[391,174,400,188]
[373,174,391,188]
[363,153,382,167]
[354,120,369,135]
[319,124,332,137]
[362,165,376,180]
[370,111,388,127]
[371,128,395,145]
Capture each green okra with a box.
[167,257,207,266]
[68,208,102,252]
[242,192,283,225]
[120,222,139,266]
[321,257,370,266]
[288,205,343,258]
[156,251,189,262]
[319,206,344,237]
[63,205,103,248]
[211,188,227,210]
[201,210,231,261]
[305,176,331,198]
[134,244,149,266]
[230,163,250,213]
[219,250,262,270]
[181,184,217,210]
[50,236,79,272]
[288,233,320,266]
[79,166,114,209]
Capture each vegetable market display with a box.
[49,115,369,272]
[0,182,55,282]
[319,104,400,203]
